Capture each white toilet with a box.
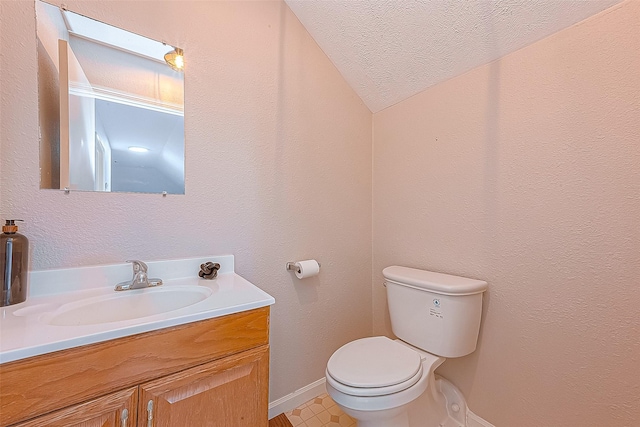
[325,266,487,427]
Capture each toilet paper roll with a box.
[295,260,320,279]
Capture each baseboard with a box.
[467,409,495,427]
[268,378,326,419]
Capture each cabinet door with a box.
[13,387,137,427]
[139,345,269,427]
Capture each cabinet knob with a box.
[121,408,128,427]
[147,400,154,427]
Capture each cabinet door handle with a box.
[147,399,154,427]
[121,408,128,427]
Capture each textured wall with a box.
[373,2,639,425]
[0,0,372,401]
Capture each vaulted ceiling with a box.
[285,0,623,112]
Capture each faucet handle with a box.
[126,260,148,274]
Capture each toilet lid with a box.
[327,336,422,388]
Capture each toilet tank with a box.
[383,266,487,358]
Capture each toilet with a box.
[325,266,487,427]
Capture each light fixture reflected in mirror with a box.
[128,146,150,153]
[164,48,184,72]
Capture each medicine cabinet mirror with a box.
[36,0,185,194]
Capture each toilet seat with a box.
[326,336,423,397]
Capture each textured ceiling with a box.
[285,0,623,112]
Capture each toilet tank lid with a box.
[383,266,487,295]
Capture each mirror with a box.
[36,0,185,194]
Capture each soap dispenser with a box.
[1,219,29,307]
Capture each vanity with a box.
[0,256,275,427]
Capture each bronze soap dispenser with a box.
[1,219,29,307]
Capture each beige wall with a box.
[0,0,372,401]
[373,1,639,426]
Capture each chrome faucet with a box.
[115,260,163,291]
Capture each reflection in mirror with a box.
[36,0,185,194]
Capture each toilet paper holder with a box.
[286,261,321,273]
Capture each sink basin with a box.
[42,286,213,326]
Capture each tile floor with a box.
[285,393,356,427]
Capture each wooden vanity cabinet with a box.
[0,307,270,427]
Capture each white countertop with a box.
[0,255,275,364]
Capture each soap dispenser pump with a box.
[1,219,29,307]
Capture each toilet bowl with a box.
[326,336,445,427]
[325,266,488,427]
